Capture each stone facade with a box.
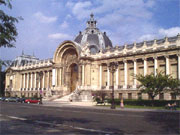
[5,15,180,100]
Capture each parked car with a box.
[1,97,7,101]
[5,97,19,102]
[17,98,27,103]
[25,98,40,104]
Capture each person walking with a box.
[120,98,124,109]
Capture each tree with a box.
[136,72,170,100]
[168,78,180,96]
[0,0,21,48]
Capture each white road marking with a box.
[0,114,113,134]
[7,115,27,121]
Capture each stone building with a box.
[5,14,180,100]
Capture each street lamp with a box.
[39,71,43,104]
[108,62,118,109]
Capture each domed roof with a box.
[74,14,112,53]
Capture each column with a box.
[31,73,33,90]
[52,69,56,86]
[99,64,102,88]
[178,54,180,80]
[144,58,147,76]
[154,56,158,76]
[82,65,85,86]
[107,65,110,87]
[124,60,127,88]
[116,65,119,87]
[42,72,45,90]
[23,74,26,90]
[47,71,50,89]
[27,73,29,90]
[133,59,137,88]
[38,72,41,89]
[165,55,169,75]
[60,68,62,86]
[20,74,23,91]
[34,72,36,90]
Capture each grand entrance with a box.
[70,63,78,92]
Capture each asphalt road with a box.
[0,101,179,135]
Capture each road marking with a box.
[1,114,113,134]
[7,115,27,121]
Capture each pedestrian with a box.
[120,98,124,109]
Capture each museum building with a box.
[5,14,180,100]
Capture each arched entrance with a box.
[70,63,78,92]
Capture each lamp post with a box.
[39,71,43,104]
[109,62,118,109]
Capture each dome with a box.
[74,14,112,54]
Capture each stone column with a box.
[115,65,119,88]
[20,74,23,91]
[42,71,45,90]
[27,73,29,90]
[60,68,62,86]
[82,65,85,86]
[178,54,180,80]
[133,59,137,88]
[31,73,33,90]
[143,58,147,76]
[99,64,102,88]
[38,72,41,89]
[52,69,56,86]
[107,64,110,87]
[124,60,127,88]
[165,55,169,75]
[47,71,50,89]
[34,72,36,90]
[23,73,26,90]
[154,56,158,76]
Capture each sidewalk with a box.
[41,100,180,113]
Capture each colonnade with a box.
[98,54,180,89]
[20,70,52,91]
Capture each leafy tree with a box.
[136,72,170,100]
[0,0,21,48]
[168,78,180,96]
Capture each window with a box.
[171,93,176,100]
[119,93,123,99]
[128,93,132,99]
[159,93,164,100]
[138,93,142,99]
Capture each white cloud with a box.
[48,33,72,40]
[138,27,180,42]
[60,21,69,29]
[34,12,57,23]
[158,27,180,37]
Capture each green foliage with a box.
[107,99,180,107]
[0,0,22,48]
[136,72,171,100]
[168,78,180,95]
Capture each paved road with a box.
[0,101,179,135]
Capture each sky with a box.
[0,0,180,61]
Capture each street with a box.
[0,101,179,135]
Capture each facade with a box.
[5,14,180,100]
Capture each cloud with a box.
[158,27,180,37]
[138,27,180,41]
[60,21,69,29]
[48,33,72,40]
[34,12,57,23]
[66,1,92,19]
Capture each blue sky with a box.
[1,0,180,61]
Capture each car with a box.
[5,97,19,102]
[1,97,7,101]
[25,98,40,104]
[17,97,27,103]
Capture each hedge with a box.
[105,99,180,107]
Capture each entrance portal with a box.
[70,64,78,92]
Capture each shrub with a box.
[107,99,180,107]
